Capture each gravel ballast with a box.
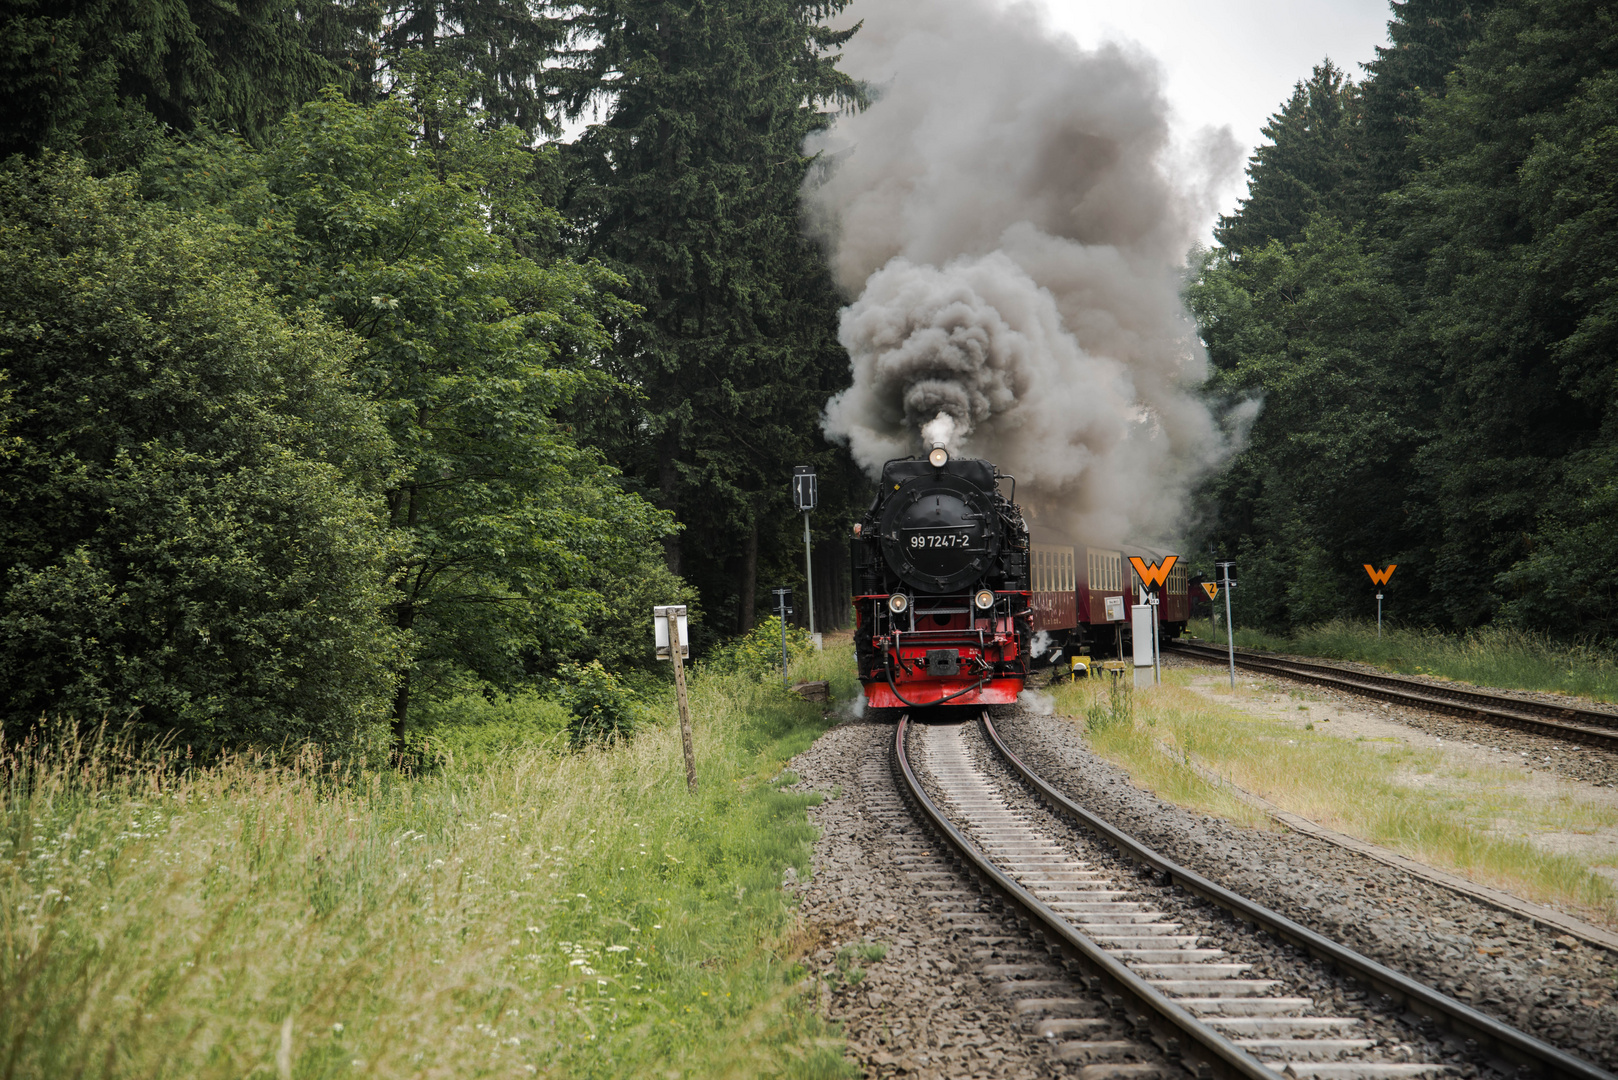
[995,707,1618,1072]
[789,716,1133,1079]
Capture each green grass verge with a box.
[1,646,862,1079]
[1052,670,1618,924]
[1187,617,1618,704]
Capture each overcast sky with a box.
[1030,0,1396,222]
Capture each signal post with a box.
[1128,555,1178,688]
[654,605,696,792]
[1364,564,1397,638]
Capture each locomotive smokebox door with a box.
[925,649,961,676]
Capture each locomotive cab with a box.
[852,452,1031,709]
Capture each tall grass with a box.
[1187,617,1618,703]
[1052,672,1618,923]
[1,648,861,1079]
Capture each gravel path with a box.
[995,708,1618,1072]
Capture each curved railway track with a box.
[1166,642,1618,751]
[892,711,1616,1080]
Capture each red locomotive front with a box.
[851,449,1031,709]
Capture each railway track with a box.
[1166,642,1618,752]
[892,711,1616,1080]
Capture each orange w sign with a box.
[1364,564,1397,586]
[1129,554,1178,590]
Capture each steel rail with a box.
[979,714,1617,1080]
[893,714,1286,1080]
[1168,642,1618,751]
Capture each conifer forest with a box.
[2,0,1617,750]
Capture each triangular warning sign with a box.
[1201,581,1218,601]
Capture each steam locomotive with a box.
[850,447,1188,709]
[851,447,1031,708]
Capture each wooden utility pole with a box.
[661,606,697,792]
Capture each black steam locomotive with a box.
[851,447,1031,708]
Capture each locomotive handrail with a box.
[994,470,1016,504]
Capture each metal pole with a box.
[666,609,697,792]
[1221,563,1236,689]
[1377,592,1383,639]
[802,511,816,637]
[1145,595,1158,689]
[780,600,790,689]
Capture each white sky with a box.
[557,1,1396,230]
[1030,0,1396,222]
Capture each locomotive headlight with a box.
[928,446,949,468]
[973,589,996,610]
[888,593,909,614]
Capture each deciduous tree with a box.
[0,157,401,749]
[149,87,684,730]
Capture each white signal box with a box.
[1131,604,1155,667]
[654,605,690,660]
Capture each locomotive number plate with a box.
[905,529,977,549]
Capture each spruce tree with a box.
[372,1,564,139]
[555,0,859,630]
[1355,0,1501,209]
[1215,61,1362,250]
[0,0,348,166]
[1399,0,1618,628]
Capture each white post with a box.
[802,511,816,639]
[1220,562,1236,689]
[1377,592,1384,639]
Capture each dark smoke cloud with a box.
[807,0,1246,544]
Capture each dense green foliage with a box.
[703,616,817,681]
[0,0,863,747]
[1193,0,1618,641]
[148,87,685,730]
[0,158,400,748]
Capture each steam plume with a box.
[808,0,1244,544]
